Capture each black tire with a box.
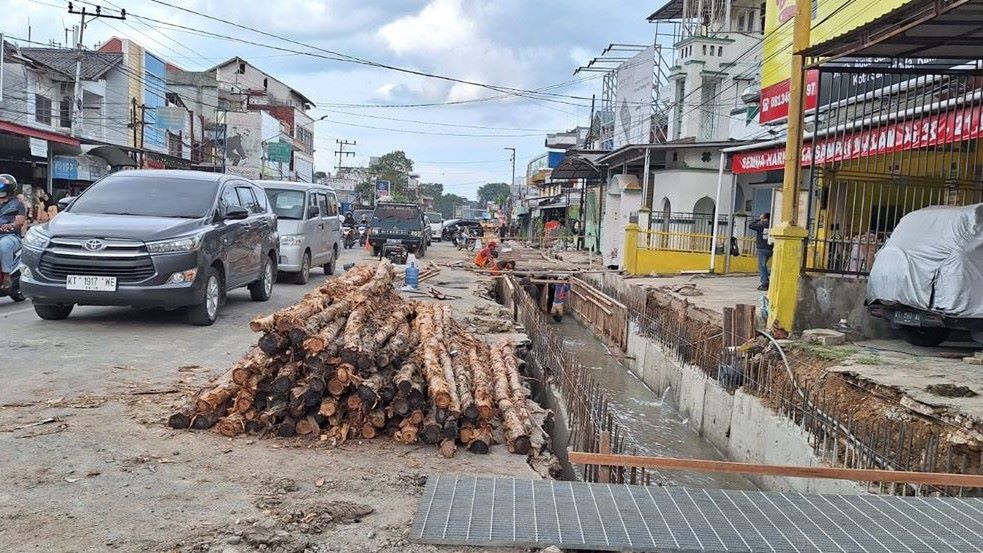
[324,246,336,275]
[187,268,221,326]
[293,251,311,285]
[249,255,275,301]
[34,303,73,320]
[898,326,951,347]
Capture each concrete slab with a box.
[630,273,764,315]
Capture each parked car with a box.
[441,219,484,242]
[20,170,278,326]
[367,202,428,257]
[425,212,444,241]
[867,203,983,346]
[257,180,340,284]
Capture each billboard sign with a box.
[761,0,910,123]
[266,142,292,163]
[375,180,391,198]
[223,111,262,179]
[613,46,656,148]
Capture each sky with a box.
[4,0,658,200]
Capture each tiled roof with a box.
[20,48,123,80]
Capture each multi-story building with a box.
[208,57,317,182]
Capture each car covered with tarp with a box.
[866,203,983,346]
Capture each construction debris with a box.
[169,260,547,457]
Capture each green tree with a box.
[359,151,414,204]
[434,193,470,218]
[476,182,511,207]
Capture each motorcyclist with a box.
[0,177,27,290]
[342,211,356,227]
[359,214,369,226]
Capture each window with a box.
[699,78,720,140]
[672,80,686,140]
[315,193,329,218]
[738,13,746,32]
[252,185,269,211]
[702,45,707,55]
[220,186,241,214]
[69,175,220,219]
[759,4,766,34]
[236,186,261,213]
[59,97,72,128]
[324,192,338,216]
[266,189,304,219]
[35,94,52,125]
[263,78,268,90]
[718,46,723,56]
[296,126,314,155]
[237,61,246,74]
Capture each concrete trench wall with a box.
[623,324,863,494]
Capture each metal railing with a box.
[639,212,758,258]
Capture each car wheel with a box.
[324,247,336,275]
[34,303,73,320]
[187,269,221,326]
[293,252,311,285]
[250,255,275,301]
[898,326,951,347]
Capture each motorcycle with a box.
[357,224,368,247]
[342,226,356,249]
[454,227,478,252]
[0,243,25,303]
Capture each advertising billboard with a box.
[613,46,656,148]
[760,0,911,124]
[375,180,391,198]
[223,111,262,179]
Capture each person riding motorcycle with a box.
[359,214,369,226]
[0,177,27,291]
[342,211,356,227]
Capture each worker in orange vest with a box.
[474,241,498,268]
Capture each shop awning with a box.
[804,0,983,61]
[551,152,605,180]
[0,121,79,147]
[83,145,136,167]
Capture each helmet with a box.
[0,174,16,198]
[345,211,353,217]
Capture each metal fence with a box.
[641,212,758,258]
[580,275,980,496]
[802,63,983,276]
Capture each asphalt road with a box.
[0,248,359,406]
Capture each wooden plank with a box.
[735,304,756,343]
[567,452,983,487]
[722,307,735,348]
[571,289,613,316]
[572,277,627,310]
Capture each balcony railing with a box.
[642,212,758,258]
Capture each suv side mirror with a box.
[224,206,249,220]
[57,196,74,210]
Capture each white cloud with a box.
[378,0,474,56]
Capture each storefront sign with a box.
[266,142,292,163]
[154,106,186,132]
[734,103,983,174]
[28,137,48,158]
[52,156,79,180]
[759,70,819,124]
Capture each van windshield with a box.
[265,189,306,220]
[68,175,218,218]
[425,212,442,223]
[372,205,421,230]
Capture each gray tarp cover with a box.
[867,203,983,317]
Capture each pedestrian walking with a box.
[749,212,773,291]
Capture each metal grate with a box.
[413,474,983,552]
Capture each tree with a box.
[476,182,511,207]
[433,193,469,218]
[359,151,414,204]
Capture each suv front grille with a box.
[37,238,156,283]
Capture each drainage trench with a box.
[499,276,753,490]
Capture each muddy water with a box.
[557,318,756,490]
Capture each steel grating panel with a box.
[412,474,983,552]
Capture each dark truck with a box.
[367,202,428,258]
[20,170,279,325]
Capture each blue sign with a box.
[52,156,79,180]
[548,151,565,169]
[375,180,390,198]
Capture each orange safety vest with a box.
[474,248,493,268]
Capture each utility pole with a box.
[334,139,356,174]
[67,2,126,137]
[504,147,516,230]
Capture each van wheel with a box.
[293,252,311,284]
[250,255,274,301]
[34,303,74,320]
[898,327,951,347]
[324,247,336,275]
[187,269,220,326]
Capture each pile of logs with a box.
[169,260,547,458]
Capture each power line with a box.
[316,108,563,133]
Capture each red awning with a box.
[0,121,79,147]
[732,103,983,174]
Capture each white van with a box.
[256,181,342,284]
[425,211,444,241]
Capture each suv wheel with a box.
[34,303,74,320]
[324,247,336,275]
[250,255,274,301]
[188,269,221,326]
[898,326,951,347]
[293,252,311,285]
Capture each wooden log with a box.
[357,374,383,407]
[466,338,495,420]
[346,394,363,411]
[271,361,302,396]
[195,368,240,414]
[295,415,321,436]
[276,417,297,437]
[416,304,453,409]
[168,397,197,429]
[318,397,339,417]
[420,414,442,444]
[490,342,531,455]
[250,313,275,333]
[360,422,377,439]
[303,314,349,354]
[438,439,456,458]
[371,302,414,349]
[368,408,387,429]
[191,408,225,430]
[258,400,287,425]
[449,333,475,421]
[392,395,410,416]
[215,412,246,437]
[468,425,492,455]
[442,417,458,440]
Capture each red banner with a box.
[734,103,983,174]
[759,70,819,124]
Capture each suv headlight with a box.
[146,233,204,253]
[280,234,304,246]
[23,227,50,250]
